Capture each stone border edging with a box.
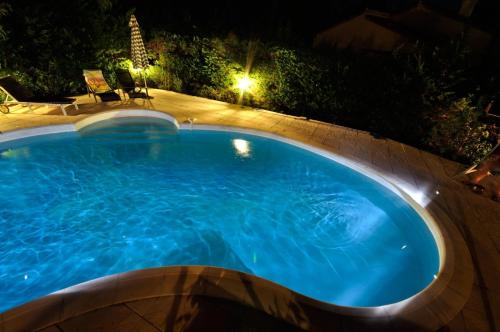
[0,110,473,332]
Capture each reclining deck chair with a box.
[82,70,121,102]
[484,96,500,125]
[0,76,78,115]
[115,68,148,100]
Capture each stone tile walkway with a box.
[0,89,498,331]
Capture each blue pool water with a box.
[0,118,439,312]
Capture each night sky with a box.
[118,0,499,44]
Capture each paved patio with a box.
[0,89,499,331]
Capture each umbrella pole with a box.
[142,70,149,99]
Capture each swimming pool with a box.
[0,117,439,312]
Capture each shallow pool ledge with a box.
[0,110,179,144]
[74,109,180,130]
[0,110,474,331]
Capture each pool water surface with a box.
[0,118,439,312]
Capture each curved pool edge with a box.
[74,109,180,131]
[0,109,179,144]
[0,109,474,331]
[0,262,472,332]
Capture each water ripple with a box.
[0,119,439,311]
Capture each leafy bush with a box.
[0,0,129,96]
[155,34,240,95]
[265,48,336,118]
[427,98,493,163]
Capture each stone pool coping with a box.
[0,107,473,331]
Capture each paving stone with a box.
[58,304,158,332]
[2,88,499,332]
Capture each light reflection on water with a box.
[232,138,251,157]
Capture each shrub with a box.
[265,48,336,118]
[1,6,496,165]
[427,97,493,163]
[0,0,129,96]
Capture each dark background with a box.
[121,0,499,44]
[2,0,499,51]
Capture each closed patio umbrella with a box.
[129,14,149,98]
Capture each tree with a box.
[0,2,10,41]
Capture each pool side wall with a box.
[0,110,473,332]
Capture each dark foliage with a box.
[0,0,497,163]
[0,0,130,96]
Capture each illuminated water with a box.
[0,118,439,312]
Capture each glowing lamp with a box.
[237,76,252,92]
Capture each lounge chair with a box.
[485,98,500,125]
[115,68,148,99]
[82,69,121,102]
[0,76,78,116]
